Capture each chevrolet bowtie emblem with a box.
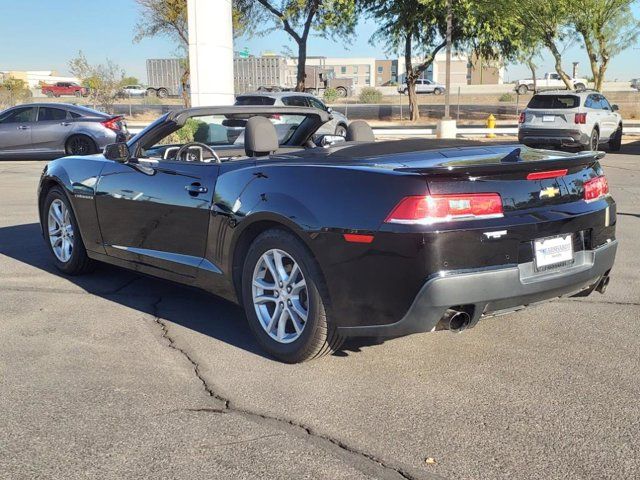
[539,186,560,199]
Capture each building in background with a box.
[374,59,399,86]
[396,52,504,86]
[0,70,78,88]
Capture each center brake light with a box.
[385,193,503,224]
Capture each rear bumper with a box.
[338,240,617,338]
[518,128,589,147]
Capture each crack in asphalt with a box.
[150,296,434,480]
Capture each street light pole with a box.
[443,0,452,120]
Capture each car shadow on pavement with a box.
[0,222,271,359]
[0,222,374,360]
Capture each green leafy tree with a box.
[234,0,358,91]
[68,51,125,113]
[366,0,523,121]
[570,0,640,91]
[134,0,190,107]
[510,0,576,90]
[121,76,141,86]
[0,77,32,109]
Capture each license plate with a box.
[542,115,555,122]
[534,235,573,269]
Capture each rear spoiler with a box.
[394,149,605,177]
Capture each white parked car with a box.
[516,73,587,95]
[518,90,622,151]
[398,79,445,95]
[120,85,147,97]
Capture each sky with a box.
[1,0,639,83]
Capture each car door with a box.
[598,96,617,140]
[95,157,219,278]
[31,106,73,155]
[0,106,36,156]
[424,80,436,93]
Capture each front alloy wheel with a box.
[252,249,308,344]
[48,199,74,263]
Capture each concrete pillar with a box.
[187,0,234,106]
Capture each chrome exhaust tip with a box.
[437,309,472,332]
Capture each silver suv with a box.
[518,90,622,151]
[235,91,349,137]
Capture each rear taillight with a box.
[385,194,503,224]
[583,176,609,202]
[518,112,526,123]
[574,113,587,124]
[101,116,123,132]
[270,114,281,121]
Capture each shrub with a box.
[499,93,515,102]
[358,87,383,104]
[323,87,339,104]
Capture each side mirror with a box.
[612,104,619,111]
[104,142,130,163]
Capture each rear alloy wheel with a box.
[588,129,600,151]
[157,88,169,98]
[66,135,97,156]
[575,83,586,92]
[516,85,528,95]
[242,229,344,363]
[74,91,82,98]
[335,124,347,137]
[44,187,94,275]
[609,125,622,151]
[434,88,444,95]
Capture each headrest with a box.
[244,116,279,157]
[345,120,375,142]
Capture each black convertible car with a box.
[38,106,617,362]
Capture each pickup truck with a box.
[515,73,587,95]
[41,82,88,98]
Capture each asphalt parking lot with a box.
[1,145,639,480]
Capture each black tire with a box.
[609,125,622,151]
[146,88,157,97]
[336,86,348,97]
[157,88,169,98]
[516,85,528,95]
[434,88,444,95]
[65,135,97,156]
[575,83,586,92]
[42,187,94,275]
[46,91,54,98]
[334,124,347,137]
[583,129,600,151]
[74,91,82,98]
[241,229,344,363]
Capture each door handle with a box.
[185,183,208,194]
[17,125,29,130]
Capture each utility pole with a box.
[443,0,452,120]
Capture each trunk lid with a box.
[389,145,604,212]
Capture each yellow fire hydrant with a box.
[486,114,496,138]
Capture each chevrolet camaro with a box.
[38,106,617,363]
